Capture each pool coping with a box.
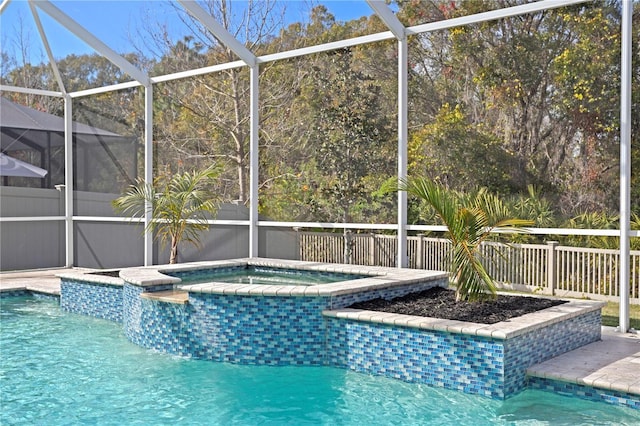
[140,289,189,304]
[61,258,448,298]
[323,296,605,340]
[57,273,125,287]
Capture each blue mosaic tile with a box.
[0,289,31,298]
[60,279,123,323]
[122,283,333,364]
[503,311,602,396]
[528,377,640,410]
[187,293,331,364]
[326,317,505,398]
[59,272,604,404]
[326,309,601,400]
[330,278,447,308]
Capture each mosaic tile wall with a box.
[326,317,505,398]
[326,310,602,399]
[188,293,330,364]
[61,276,602,402]
[60,279,123,323]
[0,289,31,298]
[528,377,640,410]
[120,276,446,364]
[17,280,628,409]
[503,310,602,396]
[123,284,144,342]
[330,278,447,309]
[123,283,192,356]
[123,285,332,364]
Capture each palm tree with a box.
[399,178,532,302]
[112,165,223,264]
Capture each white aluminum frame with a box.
[63,95,73,266]
[0,0,10,14]
[0,0,633,330]
[32,1,150,86]
[619,0,633,333]
[143,85,154,266]
[28,1,65,93]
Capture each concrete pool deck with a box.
[0,267,94,295]
[2,267,639,401]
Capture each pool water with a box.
[173,266,366,286]
[2,296,639,425]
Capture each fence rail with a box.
[298,231,640,302]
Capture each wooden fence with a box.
[298,231,640,302]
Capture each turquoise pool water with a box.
[2,296,639,425]
[173,266,366,286]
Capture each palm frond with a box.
[398,177,530,302]
[112,164,223,263]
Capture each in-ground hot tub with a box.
[117,258,448,365]
[168,264,369,286]
[58,258,604,400]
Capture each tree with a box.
[147,0,293,204]
[409,103,519,194]
[258,7,398,224]
[112,165,223,264]
[306,47,394,261]
[398,0,633,218]
[309,48,393,222]
[399,177,532,302]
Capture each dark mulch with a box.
[348,286,567,324]
[88,270,121,278]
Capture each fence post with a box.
[343,230,352,264]
[547,241,559,295]
[368,233,376,266]
[294,227,301,261]
[416,234,425,269]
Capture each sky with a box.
[0,0,378,66]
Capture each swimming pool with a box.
[2,296,638,425]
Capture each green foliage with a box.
[558,212,640,251]
[399,177,533,302]
[4,1,639,232]
[112,165,223,264]
[307,47,394,223]
[501,185,557,243]
[563,212,619,249]
[409,103,518,194]
[401,0,637,218]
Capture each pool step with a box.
[140,289,189,304]
[527,327,640,403]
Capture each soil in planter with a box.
[349,286,567,325]
[88,270,121,278]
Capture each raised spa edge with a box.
[60,257,447,296]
